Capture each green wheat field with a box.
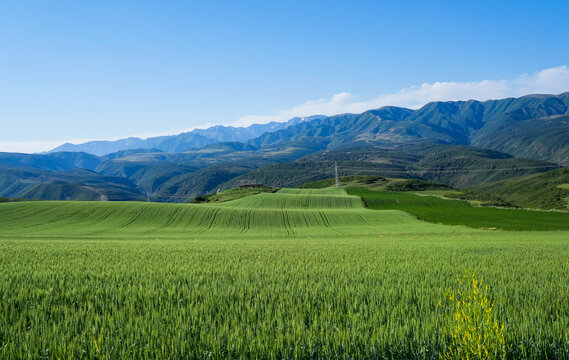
[1,188,569,359]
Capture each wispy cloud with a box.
[236,65,569,126]
[120,123,217,141]
[2,66,568,153]
[0,125,217,154]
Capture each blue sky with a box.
[1,0,569,152]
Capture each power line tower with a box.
[335,161,339,187]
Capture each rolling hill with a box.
[3,186,569,239]
[0,188,458,238]
[220,144,558,191]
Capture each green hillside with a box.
[219,188,363,209]
[0,167,145,201]
[3,187,569,240]
[92,138,330,201]
[156,163,256,201]
[299,175,452,191]
[347,187,569,231]
[191,186,279,203]
[470,167,569,210]
[223,144,558,190]
[18,182,101,201]
[0,189,457,238]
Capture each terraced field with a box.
[1,188,569,359]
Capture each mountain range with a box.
[49,116,325,155]
[1,92,569,208]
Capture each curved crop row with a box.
[0,189,459,238]
[218,192,363,209]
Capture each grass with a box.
[219,188,364,210]
[191,186,279,203]
[297,175,390,189]
[0,190,457,239]
[1,188,569,359]
[2,234,569,359]
[347,187,569,231]
[300,175,513,207]
[470,167,569,210]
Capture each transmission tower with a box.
[335,161,339,187]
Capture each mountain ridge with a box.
[48,116,325,156]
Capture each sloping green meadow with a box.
[347,187,569,231]
[219,188,364,209]
[1,188,569,359]
[0,190,458,238]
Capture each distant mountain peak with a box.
[48,115,325,156]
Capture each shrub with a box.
[439,271,507,360]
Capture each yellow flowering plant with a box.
[439,271,507,360]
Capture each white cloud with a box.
[236,65,569,126]
[0,141,66,154]
[3,65,569,154]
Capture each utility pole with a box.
[335,161,339,187]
